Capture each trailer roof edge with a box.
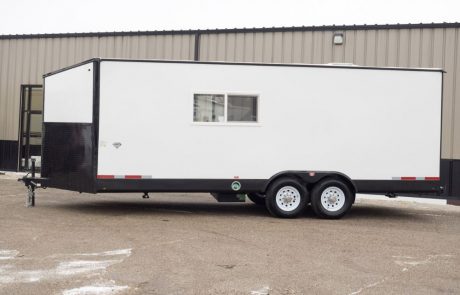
[43,58,445,77]
[43,58,100,78]
[98,58,445,73]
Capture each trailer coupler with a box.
[17,159,47,208]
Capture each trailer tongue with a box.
[19,58,444,218]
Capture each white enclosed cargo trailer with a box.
[21,58,444,218]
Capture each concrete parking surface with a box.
[0,177,459,295]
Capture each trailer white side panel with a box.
[44,63,94,123]
[97,61,442,180]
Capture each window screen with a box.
[193,94,225,122]
[227,95,258,122]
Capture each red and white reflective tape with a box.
[97,175,440,181]
[392,176,440,181]
[97,175,152,179]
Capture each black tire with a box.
[310,178,354,219]
[265,178,308,218]
[247,193,266,205]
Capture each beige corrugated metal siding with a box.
[0,26,459,160]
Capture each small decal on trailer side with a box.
[231,181,241,191]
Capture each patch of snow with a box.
[62,284,128,295]
[0,248,131,285]
[56,260,122,276]
[76,249,131,257]
[51,249,132,258]
[0,269,49,284]
[0,250,18,260]
[394,254,453,268]
[251,286,270,295]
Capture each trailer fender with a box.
[264,171,357,196]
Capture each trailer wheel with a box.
[310,179,354,219]
[265,178,307,218]
[247,193,265,205]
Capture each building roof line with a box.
[1,22,459,40]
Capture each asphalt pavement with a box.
[0,177,459,295]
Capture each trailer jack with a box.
[18,158,47,208]
[26,182,36,207]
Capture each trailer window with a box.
[193,94,225,122]
[227,95,258,122]
[193,93,258,123]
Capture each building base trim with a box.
[0,140,18,171]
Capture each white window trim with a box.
[192,92,261,126]
[223,94,228,123]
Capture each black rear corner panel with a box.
[41,123,95,193]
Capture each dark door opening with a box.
[19,85,43,171]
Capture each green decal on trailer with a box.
[231,181,241,191]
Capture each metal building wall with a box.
[199,28,460,161]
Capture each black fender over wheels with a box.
[247,193,265,205]
[310,178,354,219]
[265,178,308,218]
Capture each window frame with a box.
[192,92,261,126]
